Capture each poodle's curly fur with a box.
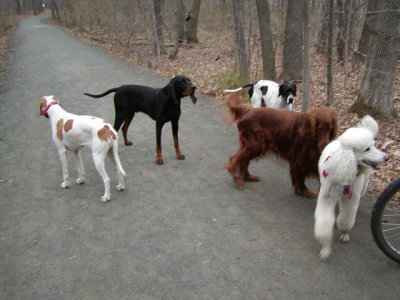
[314,115,389,260]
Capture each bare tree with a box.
[343,0,353,88]
[303,0,311,112]
[327,0,335,106]
[31,0,43,15]
[281,0,304,81]
[255,0,275,80]
[152,0,166,56]
[50,0,60,20]
[186,0,201,43]
[357,0,378,61]
[231,0,249,84]
[352,0,400,118]
[169,0,186,59]
[15,0,21,14]
[317,0,329,55]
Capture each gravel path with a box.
[0,14,399,299]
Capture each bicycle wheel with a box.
[371,177,400,263]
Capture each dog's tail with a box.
[222,94,250,124]
[223,83,254,93]
[84,88,118,99]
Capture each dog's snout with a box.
[287,96,294,104]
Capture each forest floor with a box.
[0,16,30,90]
[3,14,400,195]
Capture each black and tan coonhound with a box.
[85,75,196,165]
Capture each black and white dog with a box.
[223,80,296,110]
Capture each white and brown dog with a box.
[223,80,296,110]
[40,95,126,202]
[314,115,389,260]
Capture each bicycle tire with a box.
[371,177,400,264]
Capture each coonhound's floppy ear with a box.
[190,92,197,104]
[168,77,179,105]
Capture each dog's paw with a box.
[116,184,125,191]
[124,140,133,146]
[101,195,110,202]
[296,189,317,198]
[76,177,85,185]
[61,180,70,189]
[245,175,260,182]
[177,153,185,160]
[155,157,164,165]
[233,177,244,188]
[339,233,350,243]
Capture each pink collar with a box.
[42,101,59,115]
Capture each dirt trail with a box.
[0,14,399,299]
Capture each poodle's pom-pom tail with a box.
[358,115,379,138]
[221,94,249,124]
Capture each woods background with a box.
[1,0,400,190]
[2,0,399,116]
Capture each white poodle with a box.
[314,115,389,260]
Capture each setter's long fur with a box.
[225,96,337,198]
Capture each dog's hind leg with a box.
[336,193,361,243]
[122,113,134,146]
[74,150,85,184]
[92,151,110,202]
[113,110,125,131]
[241,137,263,182]
[226,152,245,187]
[239,151,260,182]
[107,145,126,192]
[314,190,337,260]
[290,166,316,198]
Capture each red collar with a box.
[42,101,59,115]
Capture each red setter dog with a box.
[225,96,337,198]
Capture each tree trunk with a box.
[357,0,378,61]
[343,0,353,88]
[255,0,275,80]
[281,0,304,81]
[31,0,40,15]
[336,0,346,62]
[317,0,329,55]
[175,0,185,43]
[15,0,21,15]
[352,0,400,118]
[50,0,60,20]
[186,0,201,43]
[169,0,186,59]
[231,0,249,84]
[327,0,335,106]
[152,0,166,55]
[302,0,311,112]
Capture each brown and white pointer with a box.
[40,95,126,202]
